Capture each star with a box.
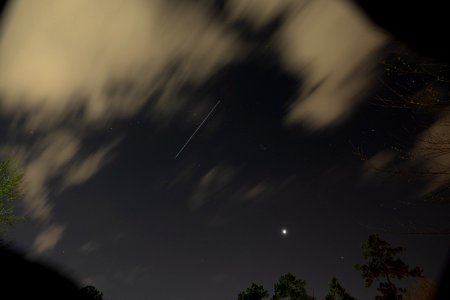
[281,228,288,235]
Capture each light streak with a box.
[175,100,221,158]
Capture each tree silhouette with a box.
[355,50,450,235]
[0,159,24,234]
[357,49,450,198]
[325,277,357,300]
[80,285,104,300]
[238,283,269,300]
[272,273,315,300]
[355,234,423,300]
[238,273,314,300]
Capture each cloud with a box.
[362,113,450,195]
[190,165,234,211]
[363,150,396,177]
[227,0,388,129]
[79,241,99,254]
[0,0,240,250]
[32,223,65,254]
[62,139,120,188]
[1,131,78,221]
[280,0,387,129]
[226,0,294,28]
[189,169,274,212]
[0,0,389,251]
[243,182,266,200]
[411,113,450,194]
[0,0,239,127]
[1,131,118,223]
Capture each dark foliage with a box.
[356,234,423,299]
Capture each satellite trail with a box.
[175,100,221,158]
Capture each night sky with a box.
[0,1,449,299]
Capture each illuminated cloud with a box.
[243,182,266,200]
[279,0,386,129]
[363,150,396,176]
[32,223,65,254]
[227,0,294,28]
[0,0,239,126]
[2,131,78,221]
[0,0,389,253]
[79,241,99,254]
[190,165,234,211]
[0,0,240,251]
[62,139,120,188]
[364,113,450,194]
[227,0,388,129]
[411,113,450,194]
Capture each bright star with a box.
[282,228,288,235]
